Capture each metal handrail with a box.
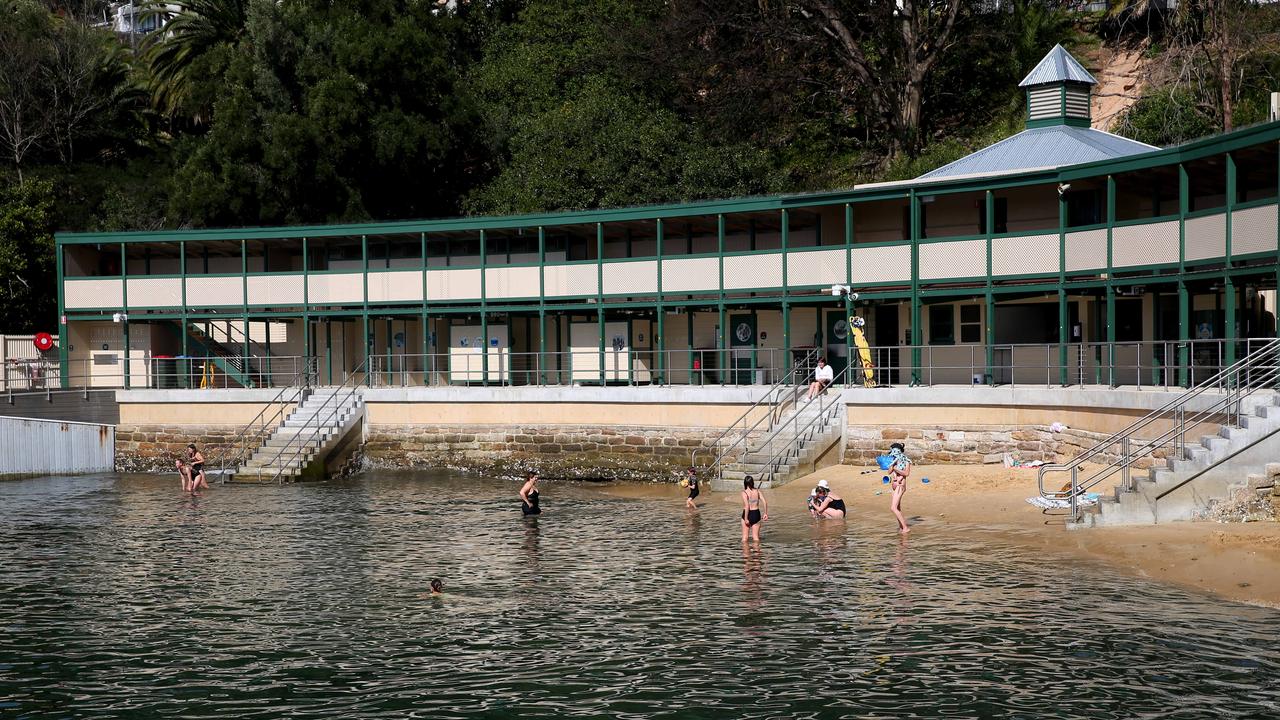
[1037,338,1280,519]
[258,358,368,484]
[695,348,819,477]
[753,364,853,485]
[211,358,317,480]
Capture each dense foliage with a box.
[3,0,1280,331]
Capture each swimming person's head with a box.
[744,476,755,489]
[527,471,538,483]
[430,578,443,595]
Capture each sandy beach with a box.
[624,465,1280,607]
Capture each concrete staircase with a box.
[231,387,364,482]
[714,397,844,490]
[1083,391,1280,526]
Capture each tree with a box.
[143,0,250,123]
[0,179,56,333]
[0,1,54,181]
[46,20,142,164]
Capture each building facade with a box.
[55,47,1280,390]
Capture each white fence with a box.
[0,415,114,477]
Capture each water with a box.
[2,472,1279,719]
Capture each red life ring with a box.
[33,332,54,351]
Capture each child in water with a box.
[429,578,444,595]
[887,443,912,534]
[684,467,699,510]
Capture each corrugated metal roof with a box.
[1019,44,1096,87]
[917,125,1159,180]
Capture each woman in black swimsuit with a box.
[684,467,699,510]
[186,444,208,492]
[519,472,541,516]
[740,476,768,542]
[811,485,846,519]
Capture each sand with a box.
[625,465,1280,607]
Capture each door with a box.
[729,313,756,384]
[825,309,850,377]
[874,304,900,384]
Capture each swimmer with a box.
[175,458,192,492]
[740,476,768,543]
[520,472,541,516]
[684,467,700,510]
[186,444,208,491]
[810,480,846,519]
[888,442,912,534]
[429,578,444,595]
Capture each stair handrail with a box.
[260,357,369,484]
[1037,338,1280,518]
[190,320,272,384]
[695,348,820,477]
[211,357,318,479]
[753,363,853,485]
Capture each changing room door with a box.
[729,313,756,384]
[825,309,849,376]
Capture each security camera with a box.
[829,284,859,300]
[1057,183,1071,196]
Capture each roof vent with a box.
[1019,45,1095,129]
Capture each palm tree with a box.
[141,0,249,123]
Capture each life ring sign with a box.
[33,332,54,352]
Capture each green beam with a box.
[597,223,605,386]
[120,242,129,389]
[909,190,921,383]
[1178,164,1190,386]
[656,218,665,384]
[480,229,489,386]
[985,190,995,384]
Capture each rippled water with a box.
[2,472,1279,719]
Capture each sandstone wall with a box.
[844,424,1168,468]
[115,424,262,473]
[363,424,719,482]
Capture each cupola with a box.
[1019,44,1096,129]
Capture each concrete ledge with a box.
[841,385,1266,413]
[361,385,768,404]
[116,389,294,403]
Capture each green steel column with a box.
[179,240,188,362]
[985,190,995,383]
[845,203,854,363]
[325,320,332,385]
[597,223,605,386]
[687,311,695,383]
[781,208,789,293]
[1178,281,1190,387]
[538,227,547,384]
[1058,189,1068,385]
[56,243,67,386]
[421,232,429,384]
[1106,176,1116,386]
[362,234,369,385]
[241,240,249,368]
[909,191,921,383]
[1225,276,1237,366]
[480,229,489,386]
[1178,164,1190,386]
[717,303,726,383]
[301,238,309,382]
[656,218,665,384]
[1226,152,1236,267]
[782,301,791,377]
[120,243,129,389]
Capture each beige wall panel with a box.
[543,263,598,297]
[1065,228,1107,273]
[247,274,305,306]
[307,273,363,304]
[484,266,540,299]
[428,268,482,301]
[853,201,907,244]
[120,402,297,426]
[367,401,752,428]
[65,278,124,309]
[603,260,658,295]
[1112,220,1179,267]
[992,234,1057,275]
[786,248,846,288]
[1185,212,1227,262]
[851,244,911,284]
[1232,204,1278,256]
[1000,185,1058,233]
[125,277,182,308]
[368,271,424,303]
[186,276,244,306]
[662,257,719,293]
[919,239,985,280]
[723,253,783,289]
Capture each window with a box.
[1067,189,1103,227]
[929,304,954,345]
[960,304,982,343]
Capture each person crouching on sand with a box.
[887,443,912,533]
[810,479,846,519]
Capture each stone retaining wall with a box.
[363,424,719,481]
[844,424,1162,467]
[115,424,259,473]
